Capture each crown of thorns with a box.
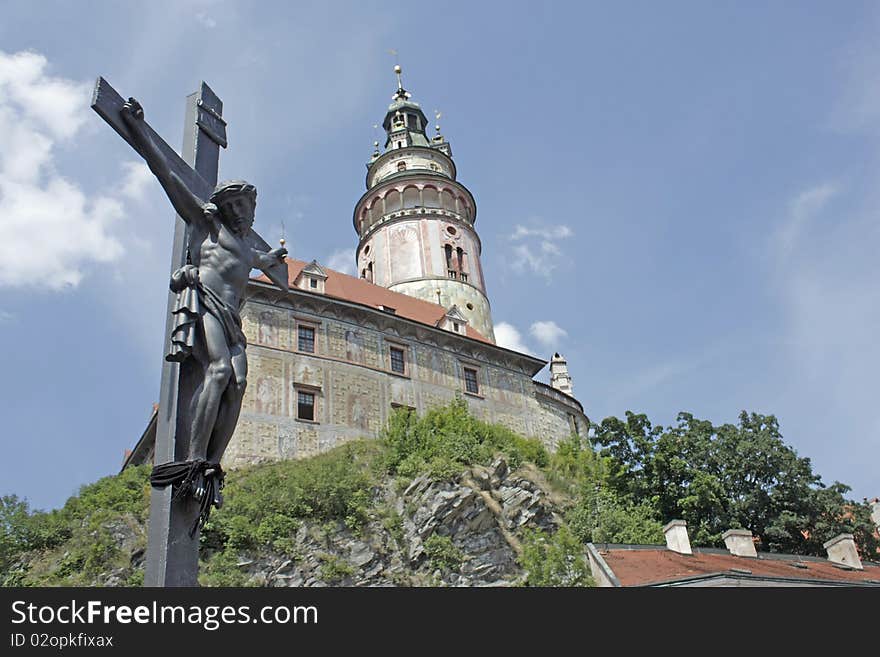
[210,180,257,205]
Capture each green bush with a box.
[424,533,464,571]
[382,397,549,479]
[202,440,382,552]
[2,465,151,586]
[519,526,593,587]
[566,487,664,545]
[200,549,250,587]
[318,553,354,583]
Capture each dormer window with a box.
[295,260,327,293]
[438,304,468,335]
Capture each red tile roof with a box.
[596,546,880,586]
[253,259,492,344]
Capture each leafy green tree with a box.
[593,410,880,556]
[519,526,593,586]
[566,487,665,545]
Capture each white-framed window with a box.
[462,366,480,395]
[389,345,406,374]
[296,322,317,353]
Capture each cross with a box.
[91,77,288,586]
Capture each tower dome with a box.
[352,66,495,342]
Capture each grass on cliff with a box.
[1,464,152,586]
[2,398,615,586]
[383,395,549,480]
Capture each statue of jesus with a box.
[121,97,287,468]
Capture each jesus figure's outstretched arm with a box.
[120,97,206,227]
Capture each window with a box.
[390,346,406,374]
[448,270,457,279]
[460,273,468,282]
[453,322,461,333]
[297,325,315,353]
[463,367,479,394]
[297,391,315,421]
[568,413,579,436]
[309,277,318,289]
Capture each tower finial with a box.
[392,64,411,100]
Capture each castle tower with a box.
[549,353,574,396]
[352,66,495,342]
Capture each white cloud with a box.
[195,12,217,29]
[530,320,568,347]
[0,50,128,290]
[494,321,535,355]
[511,225,573,240]
[119,161,154,201]
[326,248,355,276]
[775,182,839,256]
[767,180,880,496]
[508,221,573,279]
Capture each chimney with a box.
[823,533,863,570]
[663,519,692,555]
[722,528,757,558]
[549,353,574,396]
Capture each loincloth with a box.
[166,270,247,363]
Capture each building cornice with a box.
[247,280,546,377]
[366,145,457,188]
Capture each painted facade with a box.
[223,283,587,468]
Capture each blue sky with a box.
[1,1,878,510]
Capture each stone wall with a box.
[222,293,587,468]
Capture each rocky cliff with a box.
[236,457,562,587]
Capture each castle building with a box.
[125,68,587,469]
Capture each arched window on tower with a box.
[366,261,374,283]
[445,244,455,279]
[457,247,468,282]
[441,190,456,213]
[403,186,419,209]
[385,189,402,213]
[422,186,439,208]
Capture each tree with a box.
[592,410,879,556]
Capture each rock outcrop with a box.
[224,457,561,587]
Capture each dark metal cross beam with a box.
[91,78,287,586]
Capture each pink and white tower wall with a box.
[352,66,496,342]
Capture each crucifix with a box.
[91,78,289,586]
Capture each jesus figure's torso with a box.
[190,222,252,309]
